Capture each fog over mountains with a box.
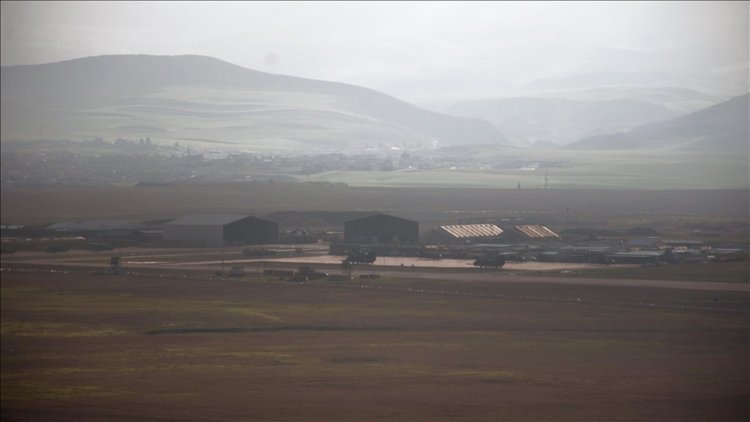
[1,54,747,153]
[0,55,503,151]
[566,94,749,152]
[443,87,725,147]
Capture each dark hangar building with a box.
[344,213,419,244]
[163,214,278,247]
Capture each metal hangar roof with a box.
[440,224,504,239]
[514,225,559,239]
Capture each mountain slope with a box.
[566,94,749,152]
[443,87,722,147]
[445,97,680,146]
[0,55,503,150]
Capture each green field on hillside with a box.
[303,149,748,189]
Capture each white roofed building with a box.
[437,224,504,243]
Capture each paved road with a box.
[3,248,746,292]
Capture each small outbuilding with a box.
[344,213,419,244]
[163,214,278,247]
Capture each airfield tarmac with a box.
[0,245,612,272]
[2,246,746,292]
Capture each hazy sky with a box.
[1,1,747,104]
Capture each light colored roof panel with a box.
[440,224,503,239]
[515,225,559,239]
[166,214,251,226]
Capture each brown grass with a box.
[2,266,748,421]
[2,183,747,228]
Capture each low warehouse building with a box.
[344,213,419,244]
[164,214,278,247]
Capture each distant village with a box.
[1,138,565,186]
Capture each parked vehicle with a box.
[345,249,376,264]
[473,253,506,269]
[243,248,277,257]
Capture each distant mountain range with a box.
[3,55,745,154]
[566,94,749,152]
[0,55,504,151]
[442,87,724,147]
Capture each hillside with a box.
[0,55,503,151]
[443,87,721,147]
[567,94,749,152]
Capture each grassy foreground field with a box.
[553,260,750,284]
[2,266,748,421]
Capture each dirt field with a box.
[2,183,748,226]
[2,265,748,421]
